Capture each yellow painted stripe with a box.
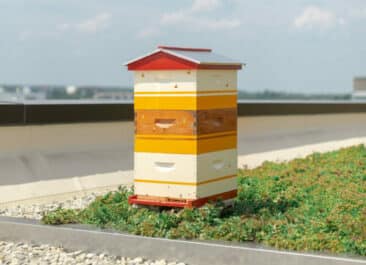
[134,90,237,95]
[136,131,237,140]
[134,95,237,110]
[135,174,237,186]
[135,134,237,154]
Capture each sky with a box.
[1,0,366,93]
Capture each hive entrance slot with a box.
[154,162,176,172]
[211,117,224,127]
[155,118,176,129]
[212,159,225,170]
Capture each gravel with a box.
[0,192,188,265]
[0,240,187,265]
[0,192,102,220]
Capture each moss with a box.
[42,145,366,256]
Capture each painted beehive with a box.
[126,46,243,207]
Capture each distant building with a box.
[93,90,133,100]
[353,77,366,99]
[0,85,21,102]
[0,84,133,101]
[24,86,47,101]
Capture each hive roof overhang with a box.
[125,46,244,71]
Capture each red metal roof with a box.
[126,46,243,71]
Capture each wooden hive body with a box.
[126,46,242,207]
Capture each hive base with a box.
[128,189,237,208]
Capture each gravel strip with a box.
[0,240,186,265]
[0,192,104,220]
[0,192,188,265]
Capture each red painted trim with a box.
[128,189,237,208]
[127,51,198,70]
[128,195,188,208]
[158,46,212,52]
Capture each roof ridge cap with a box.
[158,45,212,52]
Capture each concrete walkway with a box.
[239,137,366,169]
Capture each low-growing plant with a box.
[42,208,80,225]
[42,145,366,256]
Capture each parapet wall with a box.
[1,102,366,204]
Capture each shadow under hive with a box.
[126,45,243,207]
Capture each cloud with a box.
[161,13,240,31]
[137,27,160,39]
[349,7,366,19]
[57,12,111,34]
[160,11,186,25]
[57,23,71,31]
[294,6,337,30]
[338,17,346,26]
[137,0,240,37]
[76,13,111,33]
[191,0,221,13]
[18,30,33,41]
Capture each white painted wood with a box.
[134,152,197,182]
[134,175,237,200]
[133,92,237,97]
[134,182,197,199]
[196,177,237,198]
[196,70,237,91]
[197,149,237,182]
[134,149,236,183]
[134,70,237,93]
[134,70,197,92]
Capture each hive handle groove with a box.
[154,162,176,172]
[155,118,176,129]
[212,160,225,170]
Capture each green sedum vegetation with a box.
[42,145,366,256]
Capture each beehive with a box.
[126,46,243,207]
